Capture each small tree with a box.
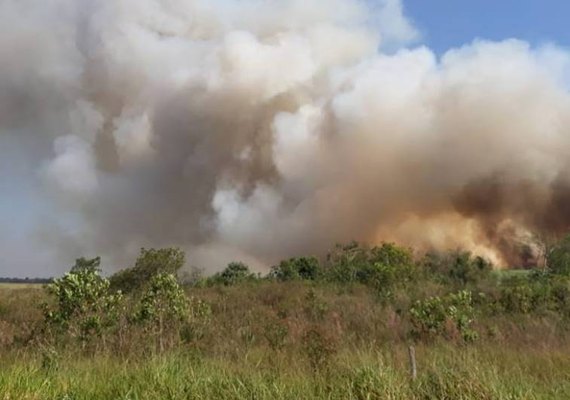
[369,242,414,267]
[209,262,256,286]
[270,257,321,281]
[410,291,478,343]
[110,247,185,293]
[133,272,189,353]
[325,242,417,288]
[43,265,123,349]
[423,250,492,286]
[325,241,367,284]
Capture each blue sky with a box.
[404,0,570,54]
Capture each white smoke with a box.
[1,0,570,275]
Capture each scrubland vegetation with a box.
[2,240,570,398]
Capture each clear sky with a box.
[404,0,570,55]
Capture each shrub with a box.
[208,262,257,286]
[133,272,190,352]
[325,242,417,290]
[110,247,185,293]
[359,262,409,300]
[325,241,368,284]
[410,290,478,342]
[43,266,123,346]
[499,281,536,314]
[369,242,414,267]
[422,250,492,286]
[496,272,570,315]
[270,257,321,281]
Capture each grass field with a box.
[1,245,570,399]
[1,279,570,399]
[1,343,569,399]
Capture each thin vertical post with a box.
[408,345,417,381]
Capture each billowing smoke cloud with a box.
[2,0,570,275]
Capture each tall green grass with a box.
[1,344,569,399]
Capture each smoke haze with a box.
[2,0,570,275]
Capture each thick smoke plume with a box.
[2,0,570,274]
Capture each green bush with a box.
[325,241,367,284]
[133,272,191,352]
[206,262,257,286]
[497,272,570,316]
[422,250,493,286]
[325,242,417,293]
[43,266,123,345]
[369,242,414,267]
[410,290,478,342]
[270,256,321,281]
[499,282,535,314]
[110,247,185,293]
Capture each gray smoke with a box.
[2,0,570,275]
